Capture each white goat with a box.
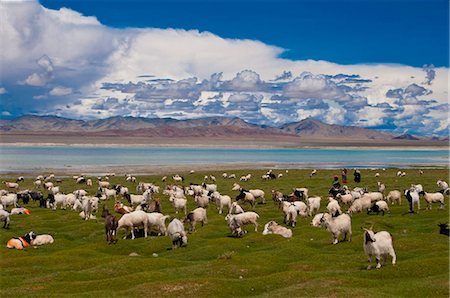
[226,211,259,237]
[169,196,187,215]
[262,221,292,238]
[117,210,149,240]
[2,181,19,189]
[307,196,321,216]
[167,218,188,249]
[31,234,54,246]
[0,193,18,208]
[326,197,342,216]
[0,210,11,228]
[363,229,396,270]
[310,213,324,227]
[319,213,352,244]
[229,202,244,214]
[146,212,170,236]
[348,196,372,214]
[211,192,232,214]
[385,190,402,205]
[185,207,208,232]
[248,189,265,204]
[336,193,354,206]
[421,191,445,210]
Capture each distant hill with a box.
[0,115,440,141]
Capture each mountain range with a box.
[0,115,444,141]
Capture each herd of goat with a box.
[1,169,449,270]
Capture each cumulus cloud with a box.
[49,86,72,96]
[0,0,448,136]
[0,88,7,94]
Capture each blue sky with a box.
[0,0,448,136]
[40,0,449,67]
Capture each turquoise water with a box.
[0,146,448,173]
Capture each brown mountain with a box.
[0,115,437,141]
[279,118,394,140]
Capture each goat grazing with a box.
[363,228,396,270]
[167,218,188,249]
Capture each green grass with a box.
[0,168,449,297]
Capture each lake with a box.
[0,146,448,173]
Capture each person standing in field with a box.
[354,169,361,183]
[341,168,348,184]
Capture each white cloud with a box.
[0,0,448,136]
[49,86,72,96]
[0,88,7,94]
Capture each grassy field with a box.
[0,168,448,297]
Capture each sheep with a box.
[348,196,372,214]
[307,196,321,216]
[248,189,265,204]
[235,189,256,208]
[101,188,117,200]
[7,231,36,249]
[0,210,11,228]
[82,196,95,220]
[411,184,423,193]
[289,187,309,201]
[202,183,217,193]
[44,182,54,189]
[326,197,342,217]
[437,180,449,194]
[86,179,92,186]
[73,189,88,200]
[336,193,354,206]
[161,176,167,182]
[47,194,68,210]
[146,212,170,236]
[375,173,380,178]
[47,186,60,195]
[34,180,42,188]
[0,190,7,196]
[309,169,317,178]
[222,173,228,179]
[319,213,352,244]
[231,183,241,191]
[123,193,145,206]
[363,228,396,270]
[226,212,259,237]
[364,192,384,202]
[310,213,324,227]
[0,193,18,208]
[167,218,188,249]
[169,196,187,215]
[184,207,207,232]
[98,181,110,188]
[284,203,298,227]
[117,210,149,240]
[194,194,209,208]
[277,173,283,179]
[210,192,232,214]
[367,201,390,215]
[377,182,385,195]
[262,221,292,238]
[229,201,244,214]
[172,175,184,182]
[228,174,236,179]
[31,234,54,246]
[404,188,420,212]
[420,191,445,210]
[261,174,270,180]
[271,190,284,204]
[239,174,251,181]
[385,190,402,205]
[2,181,19,189]
[10,207,30,215]
[189,184,204,196]
[76,176,86,184]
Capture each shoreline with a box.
[1,142,448,151]
[1,162,448,177]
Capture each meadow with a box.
[0,168,448,297]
